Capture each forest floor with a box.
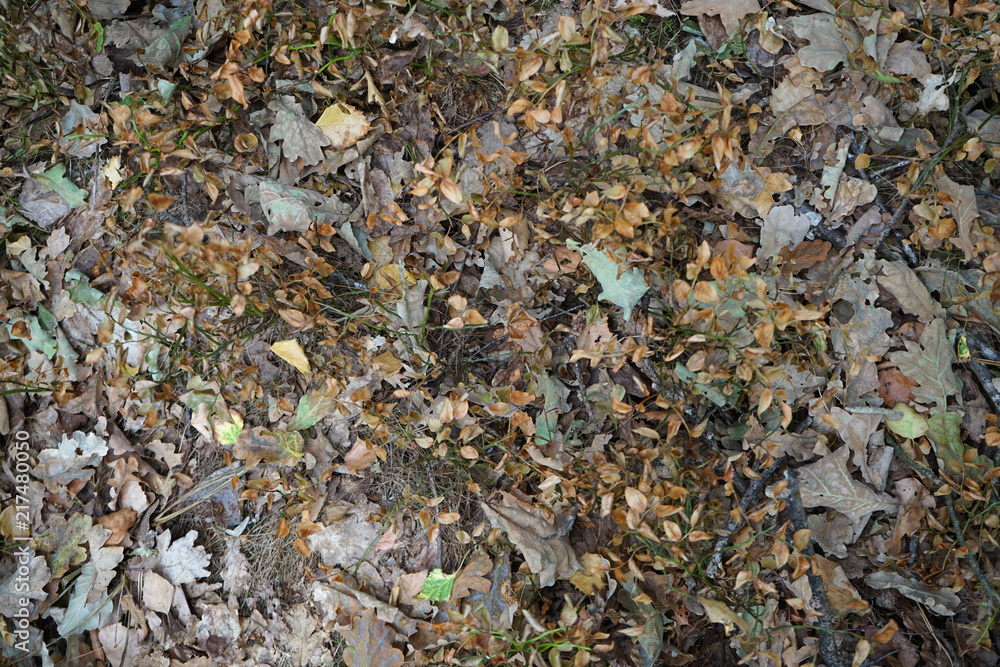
[2,0,1000,665]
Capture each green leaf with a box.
[213,412,244,446]
[885,403,928,439]
[33,164,87,208]
[569,240,648,320]
[417,568,456,601]
[289,379,340,431]
[927,410,988,480]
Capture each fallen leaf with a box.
[271,339,311,374]
[878,260,944,322]
[864,571,960,616]
[340,608,404,667]
[259,179,353,235]
[796,447,897,530]
[759,205,810,262]
[417,569,456,601]
[481,493,580,588]
[679,0,760,41]
[889,318,958,412]
[935,173,981,261]
[269,95,332,166]
[570,240,648,320]
[156,529,211,585]
[316,102,371,149]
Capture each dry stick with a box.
[884,431,1000,608]
[870,116,963,253]
[783,469,850,667]
[704,456,785,579]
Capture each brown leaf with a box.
[935,173,981,261]
[796,447,897,530]
[340,608,404,667]
[481,493,580,588]
[680,0,760,41]
[344,438,380,475]
[878,260,944,322]
[268,95,331,166]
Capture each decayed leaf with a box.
[679,0,760,41]
[481,493,580,588]
[286,604,327,667]
[340,608,404,667]
[570,241,648,320]
[864,571,960,616]
[788,13,859,72]
[271,339,311,374]
[889,318,958,412]
[759,205,810,262]
[878,260,944,322]
[306,512,381,569]
[268,96,332,166]
[796,447,897,530]
[829,407,886,490]
[36,431,109,491]
[935,173,980,261]
[156,529,211,585]
[316,103,371,149]
[259,180,352,235]
[138,15,192,73]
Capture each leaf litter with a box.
[2,0,1000,666]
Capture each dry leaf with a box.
[481,493,580,587]
[878,260,944,322]
[796,447,897,530]
[340,608,404,667]
[271,339,311,374]
[316,103,371,149]
[935,173,981,261]
[680,0,760,41]
[864,571,960,616]
[889,318,957,412]
[269,95,331,166]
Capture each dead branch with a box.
[782,468,850,667]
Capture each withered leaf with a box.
[796,447,897,530]
[865,571,960,616]
[878,260,944,322]
[481,493,580,588]
[268,96,332,166]
[340,608,404,667]
[889,318,958,412]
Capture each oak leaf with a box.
[888,318,957,412]
[340,608,404,667]
[268,96,331,166]
[796,447,896,530]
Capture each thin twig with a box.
[884,431,1000,608]
[783,469,849,667]
[705,456,785,579]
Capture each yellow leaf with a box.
[270,339,310,374]
[697,596,750,635]
[315,102,371,149]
